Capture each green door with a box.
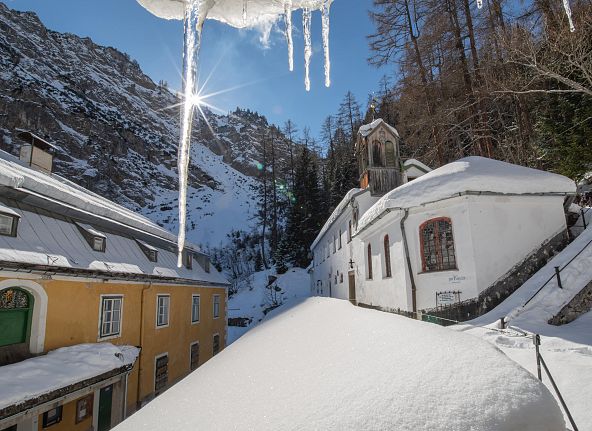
[0,289,33,347]
[98,385,113,431]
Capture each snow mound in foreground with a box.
[114,298,564,431]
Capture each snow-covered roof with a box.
[357,157,576,234]
[0,343,138,411]
[403,158,431,173]
[310,188,366,250]
[0,150,200,252]
[0,203,228,285]
[113,298,565,431]
[137,0,331,27]
[358,118,400,139]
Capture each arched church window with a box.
[0,288,33,347]
[384,235,392,278]
[420,218,457,272]
[372,140,384,167]
[385,141,396,167]
[367,244,373,280]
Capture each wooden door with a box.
[98,385,113,431]
[348,271,356,304]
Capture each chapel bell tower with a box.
[356,119,402,196]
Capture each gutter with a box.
[400,209,417,313]
[0,262,230,288]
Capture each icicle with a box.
[177,0,205,267]
[476,0,483,9]
[562,0,576,32]
[321,0,332,87]
[243,0,247,25]
[284,0,294,72]
[303,7,312,91]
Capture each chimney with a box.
[16,130,57,174]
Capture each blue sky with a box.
[7,0,388,141]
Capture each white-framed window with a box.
[213,295,220,319]
[0,211,19,237]
[190,341,199,371]
[156,294,170,327]
[99,295,123,339]
[191,294,200,323]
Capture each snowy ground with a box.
[114,298,564,431]
[456,216,592,431]
[227,268,310,344]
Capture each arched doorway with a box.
[0,287,34,347]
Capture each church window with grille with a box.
[420,218,457,272]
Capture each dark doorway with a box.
[98,385,113,431]
[348,271,356,304]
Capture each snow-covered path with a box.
[456,221,592,430]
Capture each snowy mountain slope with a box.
[0,3,290,246]
[227,268,310,343]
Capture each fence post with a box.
[539,353,579,431]
[554,266,563,289]
[499,317,505,329]
[534,334,542,381]
[582,208,587,229]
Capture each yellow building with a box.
[0,133,228,431]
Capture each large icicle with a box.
[303,7,312,91]
[562,0,576,32]
[321,0,332,87]
[177,0,205,267]
[284,0,294,72]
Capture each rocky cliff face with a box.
[0,2,290,246]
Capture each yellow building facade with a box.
[0,136,229,431]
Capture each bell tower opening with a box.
[357,119,402,196]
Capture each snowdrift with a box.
[113,298,564,431]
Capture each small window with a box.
[348,220,352,243]
[196,254,210,273]
[0,210,19,237]
[333,235,336,254]
[99,296,122,338]
[183,250,193,269]
[367,243,373,280]
[338,229,342,249]
[384,234,392,278]
[213,295,220,319]
[155,354,169,393]
[137,239,158,262]
[191,294,200,323]
[340,273,344,283]
[42,406,63,427]
[420,218,457,272]
[156,295,170,327]
[190,342,199,371]
[213,334,220,356]
[76,223,106,252]
[75,395,93,424]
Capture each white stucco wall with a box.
[404,197,479,311]
[467,194,567,291]
[352,213,412,311]
[310,191,378,300]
